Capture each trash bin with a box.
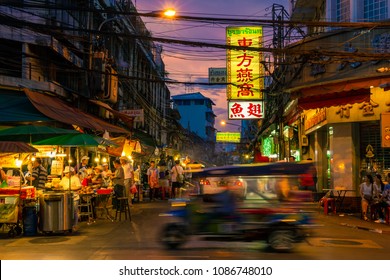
[39,192,73,233]
[23,206,38,236]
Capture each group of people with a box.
[147,159,185,200]
[360,173,390,223]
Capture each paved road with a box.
[1,200,390,260]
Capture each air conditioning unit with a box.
[102,66,118,104]
[92,52,106,94]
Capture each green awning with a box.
[0,89,52,122]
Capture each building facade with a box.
[275,0,390,197]
[171,92,216,142]
[0,0,173,149]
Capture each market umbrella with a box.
[32,133,100,147]
[0,125,79,143]
[0,141,39,153]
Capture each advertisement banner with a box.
[216,132,241,143]
[226,26,263,100]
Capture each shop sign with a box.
[208,68,226,84]
[304,109,327,132]
[216,132,241,143]
[226,26,264,100]
[381,112,390,147]
[228,100,264,119]
[121,109,144,127]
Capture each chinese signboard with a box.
[226,26,263,100]
[228,100,264,120]
[208,67,227,84]
[381,112,390,148]
[216,132,241,143]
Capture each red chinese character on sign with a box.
[236,68,253,82]
[230,103,245,118]
[238,37,253,47]
[237,83,254,97]
[237,53,254,67]
[247,103,263,118]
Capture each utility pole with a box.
[272,4,288,160]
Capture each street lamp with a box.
[220,120,242,131]
[97,8,177,32]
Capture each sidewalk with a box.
[319,211,390,234]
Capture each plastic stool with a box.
[323,198,336,215]
[79,194,94,224]
[115,197,131,221]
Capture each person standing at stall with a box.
[120,156,134,205]
[147,160,159,201]
[110,159,125,210]
[28,158,47,190]
[170,160,184,199]
[56,166,82,231]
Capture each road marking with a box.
[306,237,382,249]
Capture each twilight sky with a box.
[134,0,290,131]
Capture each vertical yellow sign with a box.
[226,26,263,100]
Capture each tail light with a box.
[200,179,210,185]
[235,180,243,187]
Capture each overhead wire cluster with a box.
[1,1,390,89]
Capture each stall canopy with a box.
[24,88,129,134]
[0,89,52,122]
[0,141,39,153]
[0,125,79,143]
[33,133,100,147]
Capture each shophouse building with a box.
[0,0,174,152]
[264,0,390,203]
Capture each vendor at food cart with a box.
[55,166,82,231]
[27,158,47,190]
[91,165,103,188]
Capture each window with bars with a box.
[360,122,390,173]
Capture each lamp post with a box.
[220,120,242,131]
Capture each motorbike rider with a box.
[199,185,239,231]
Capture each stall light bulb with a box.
[121,151,126,156]
[102,157,107,163]
[31,156,36,162]
[95,157,99,163]
[15,159,22,168]
[68,159,73,164]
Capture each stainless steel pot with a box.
[39,191,73,233]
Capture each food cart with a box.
[0,141,39,237]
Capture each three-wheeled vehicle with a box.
[159,161,318,252]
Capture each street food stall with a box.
[0,141,39,237]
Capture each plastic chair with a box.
[323,197,336,215]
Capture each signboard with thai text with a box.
[216,132,241,143]
[226,26,263,100]
[228,100,264,120]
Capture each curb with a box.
[340,222,390,234]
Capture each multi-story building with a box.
[266,0,390,200]
[171,92,217,164]
[0,0,173,150]
[171,92,216,142]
